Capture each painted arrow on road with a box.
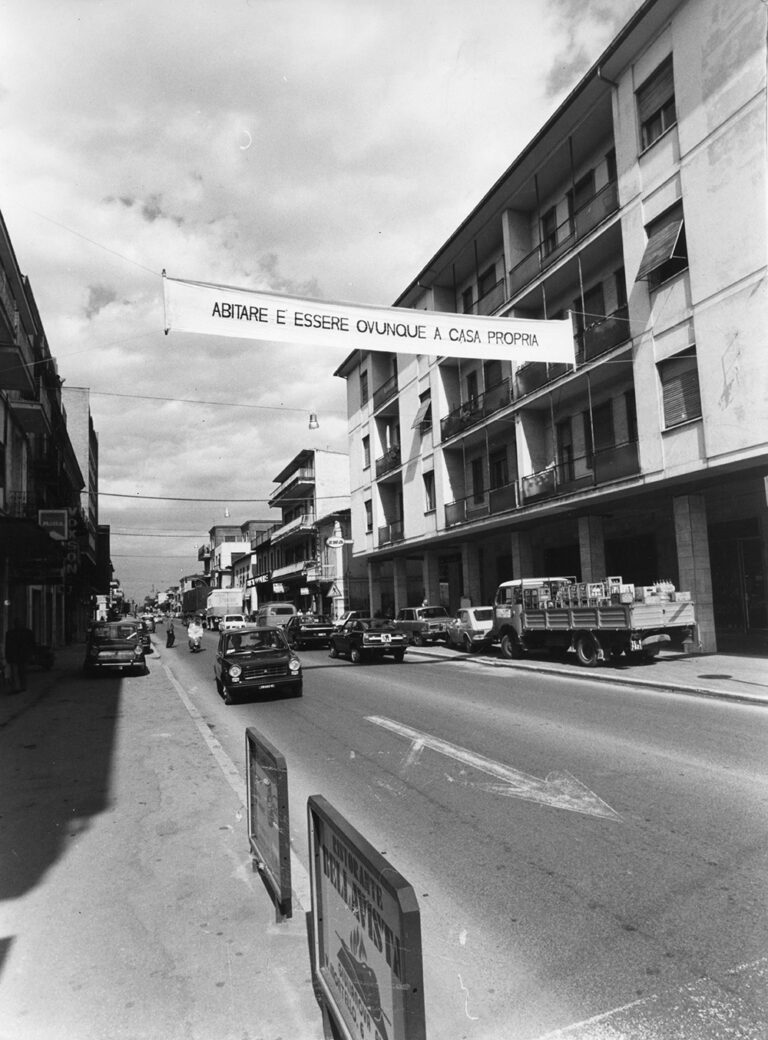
[366,715,622,822]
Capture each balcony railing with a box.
[575,305,630,363]
[508,179,619,297]
[271,513,316,544]
[269,466,315,504]
[375,444,401,478]
[378,520,404,545]
[373,373,398,411]
[440,378,512,441]
[444,480,520,527]
[461,278,506,316]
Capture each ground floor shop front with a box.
[361,469,768,654]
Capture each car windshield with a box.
[225,630,286,652]
[92,624,139,643]
[473,608,494,621]
[299,615,332,625]
[420,607,449,618]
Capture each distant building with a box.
[335,0,768,651]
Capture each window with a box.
[624,390,638,442]
[489,448,508,490]
[483,359,502,390]
[556,419,574,481]
[466,371,479,405]
[567,170,595,228]
[658,348,702,428]
[478,265,497,299]
[636,203,688,290]
[360,370,369,406]
[541,206,557,255]
[362,435,370,470]
[423,471,436,513]
[412,390,432,432]
[615,267,628,310]
[364,499,373,532]
[583,400,614,468]
[471,457,485,504]
[605,148,617,183]
[637,55,676,150]
[462,287,474,314]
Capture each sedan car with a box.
[219,613,247,632]
[446,606,495,652]
[393,605,451,645]
[329,618,408,664]
[284,613,336,649]
[83,621,148,675]
[214,624,302,704]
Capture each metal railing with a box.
[440,378,512,441]
[378,520,404,545]
[375,444,401,478]
[373,373,398,411]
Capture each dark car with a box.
[284,613,336,649]
[329,618,408,664]
[83,621,148,676]
[214,624,302,704]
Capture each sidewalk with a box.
[408,641,768,706]
[0,641,323,1040]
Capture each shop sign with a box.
[326,536,345,549]
[308,796,426,1040]
[38,509,68,540]
[272,582,285,593]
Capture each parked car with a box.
[446,606,495,652]
[393,605,451,645]
[333,610,367,630]
[284,613,336,649]
[137,620,152,652]
[219,613,247,632]
[253,602,298,628]
[140,613,156,633]
[329,618,408,664]
[214,624,302,704]
[83,621,148,676]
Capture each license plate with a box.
[100,651,118,659]
[381,633,391,643]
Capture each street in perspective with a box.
[2,621,767,1040]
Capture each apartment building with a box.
[335,0,768,652]
[246,448,367,618]
[0,210,105,650]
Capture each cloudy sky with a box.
[1,0,642,602]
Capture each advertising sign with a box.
[245,728,292,918]
[163,273,575,365]
[308,796,426,1040]
[38,509,68,540]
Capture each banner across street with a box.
[163,273,575,364]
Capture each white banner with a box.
[163,274,575,364]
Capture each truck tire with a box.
[499,631,523,659]
[575,632,599,667]
[412,632,424,647]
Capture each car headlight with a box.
[289,658,301,673]
[228,663,242,678]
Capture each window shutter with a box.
[636,206,684,280]
[661,352,702,427]
[637,57,674,123]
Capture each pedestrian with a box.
[4,617,35,693]
[166,620,175,648]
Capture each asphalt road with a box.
[168,630,768,1040]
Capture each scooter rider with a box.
[187,616,204,651]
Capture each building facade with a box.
[335,0,768,652]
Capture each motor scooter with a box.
[189,637,202,653]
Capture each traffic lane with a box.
[201,648,765,1040]
[172,645,768,1038]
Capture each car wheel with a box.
[350,647,363,664]
[412,632,424,647]
[392,650,405,663]
[462,634,473,653]
[499,631,523,659]
[223,686,236,705]
[215,677,223,695]
[329,643,339,659]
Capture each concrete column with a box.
[510,530,534,578]
[422,551,441,604]
[673,494,716,652]
[367,561,383,617]
[461,543,483,605]
[393,558,409,614]
[578,515,606,582]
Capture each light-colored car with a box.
[219,613,247,631]
[253,602,297,628]
[393,605,451,645]
[446,606,495,652]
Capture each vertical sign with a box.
[245,728,292,918]
[308,795,426,1040]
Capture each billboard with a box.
[245,728,292,918]
[308,796,426,1040]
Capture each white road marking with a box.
[163,663,312,911]
[366,715,621,821]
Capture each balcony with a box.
[271,513,316,545]
[440,378,512,441]
[508,179,619,297]
[272,559,317,580]
[375,444,401,478]
[520,440,640,504]
[378,520,404,546]
[0,270,36,394]
[461,278,507,316]
[269,466,315,507]
[373,373,398,411]
[576,305,630,363]
[8,390,53,437]
[445,480,519,527]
